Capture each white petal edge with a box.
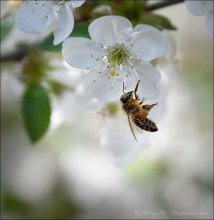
[15,1,54,33]
[161,32,177,58]
[130,24,167,61]
[70,0,86,8]
[206,12,214,36]
[185,0,211,16]
[134,61,161,99]
[53,3,74,45]
[88,15,132,45]
[62,37,105,69]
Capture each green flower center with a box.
[103,43,133,77]
[106,43,131,65]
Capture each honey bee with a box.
[120,80,158,141]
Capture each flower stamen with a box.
[110,68,117,77]
[110,76,117,90]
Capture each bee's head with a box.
[120,91,133,103]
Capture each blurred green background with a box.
[1,1,213,219]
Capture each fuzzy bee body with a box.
[132,115,158,132]
[120,81,158,140]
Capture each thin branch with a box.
[1,42,40,63]
[146,0,185,11]
[0,50,27,62]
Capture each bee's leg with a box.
[134,80,140,94]
[139,97,145,105]
[142,103,158,111]
[123,82,125,93]
[135,93,141,100]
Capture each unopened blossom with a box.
[15,0,85,45]
[185,0,213,36]
[62,16,166,102]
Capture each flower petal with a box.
[83,61,160,102]
[88,15,132,45]
[130,25,167,61]
[15,0,54,33]
[75,84,104,111]
[83,66,124,102]
[62,37,105,69]
[53,3,74,45]
[99,116,148,166]
[134,61,161,99]
[70,0,85,8]
[206,12,213,36]
[162,32,177,58]
[185,0,212,16]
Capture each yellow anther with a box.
[110,69,117,77]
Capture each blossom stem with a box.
[0,43,37,62]
[0,50,29,62]
[146,0,185,11]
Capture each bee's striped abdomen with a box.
[133,116,158,132]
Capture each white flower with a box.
[15,0,85,45]
[74,84,105,111]
[98,114,151,166]
[156,32,178,82]
[62,15,166,102]
[185,0,213,36]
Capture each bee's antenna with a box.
[134,80,140,94]
[123,82,125,93]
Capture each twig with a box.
[146,0,185,11]
[0,50,28,62]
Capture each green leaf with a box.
[0,15,14,42]
[141,13,177,31]
[70,21,90,38]
[37,34,62,52]
[22,83,51,143]
[38,22,90,52]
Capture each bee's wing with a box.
[132,119,145,134]
[127,114,138,142]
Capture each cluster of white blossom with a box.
[185,0,213,36]
[13,0,212,163]
[15,0,167,103]
[15,0,85,45]
[62,16,166,102]
[1,2,212,219]
[14,0,213,103]
[186,0,214,36]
